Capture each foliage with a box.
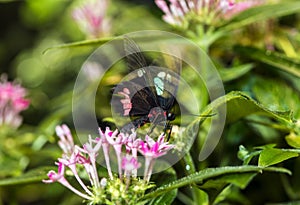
[1,0,300,204]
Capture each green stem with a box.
[142,166,290,200]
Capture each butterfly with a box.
[111,37,181,139]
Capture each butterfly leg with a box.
[121,116,149,133]
[166,122,173,141]
[146,110,168,136]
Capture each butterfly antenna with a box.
[185,113,217,118]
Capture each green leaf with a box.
[221,2,300,31]
[276,31,298,58]
[234,46,300,78]
[147,190,177,205]
[238,145,261,165]
[210,91,291,124]
[206,173,256,189]
[258,148,299,167]
[226,92,292,123]
[251,76,300,119]
[0,0,18,2]
[0,166,55,186]
[286,132,300,149]
[0,158,24,178]
[213,185,251,205]
[148,167,177,205]
[142,165,291,200]
[200,172,256,204]
[43,37,113,54]
[43,34,181,53]
[219,64,254,82]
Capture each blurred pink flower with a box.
[121,155,141,177]
[224,1,261,19]
[72,0,110,38]
[155,0,195,26]
[56,124,75,157]
[0,74,30,128]
[155,0,262,27]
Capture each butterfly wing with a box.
[111,81,154,117]
[123,37,161,107]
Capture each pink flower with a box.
[155,0,262,27]
[43,161,93,200]
[121,155,141,177]
[139,134,175,181]
[72,0,110,38]
[155,0,193,27]
[55,124,75,158]
[43,162,66,184]
[124,131,140,155]
[0,74,30,128]
[44,124,176,202]
[124,131,141,177]
[13,98,30,111]
[79,136,103,188]
[58,148,96,195]
[224,1,261,19]
[82,135,102,159]
[98,127,119,179]
[139,134,174,159]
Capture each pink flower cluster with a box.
[155,0,261,27]
[43,125,174,202]
[0,75,30,128]
[72,0,110,39]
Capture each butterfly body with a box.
[116,83,176,132]
[111,38,181,136]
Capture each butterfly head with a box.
[167,112,175,121]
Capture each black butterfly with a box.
[111,37,181,139]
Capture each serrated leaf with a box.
[234,46,300,78]
[251,76,300,119]
[221,2,300,31]
[208,91,290,125]
[184,91,294,160]
[0,166,55,186]
[258,148,299,167]
[142,165,291,200]
[183,91,293,156]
